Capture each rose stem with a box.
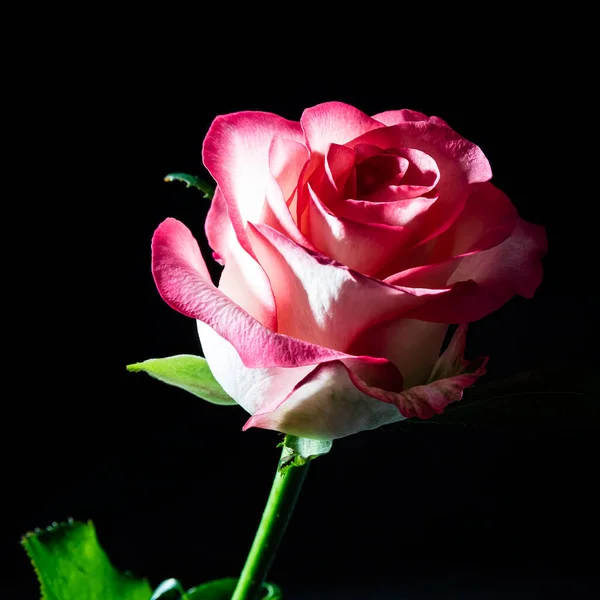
[231,446,310,600]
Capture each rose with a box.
[152,102,546,440]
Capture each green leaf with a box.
[164,173,215,199]
[185,578,282,599]
[278,435,332,474]
[21,519,152,600]
[127,355,236,406]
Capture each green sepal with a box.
[152,578,282,599]
[278,434,332,474]
[127,355,236,406]
[21,519,152,600]
[164,173,215,199]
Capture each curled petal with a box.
[301,101,384,154]
[203,111,305,253]
[152,218,392,369]
[304,183,410,275]
[349,120,493,248]
[204,186,229,264]
[200,323,403,435]
[247,222,450,351]
[372,109,451,129]
[244,325,485,438]
[385,183,520,285]
[244,360,405,440]
[395,325,488,418]
[269,136,309,203]
[348,320,449,389]
[405,218,547,323]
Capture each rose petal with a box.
[335,195,439,228]
[204,186,229,264]
[200,322,403,422]
[324,143,357,194]
[244,360,405,440]
[349,120,493,247]
[404,219,547,323]
[348,320,449,389]
[385,183,519,285]
[373,109,451,129]
[269,136,309,203]
[247,222,450,352]
[244,326,485,438]
[304,182,417,275]
[360,147,440,201]
[152,218,393,369]
[202,111,306,253]
[301,101,384,154]
[197,320,314,415]
[266,136,316,249]
[204,188,277,329]
[395,324,488,419]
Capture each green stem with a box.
[231,448,310,600]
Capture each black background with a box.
[5,23,599,599]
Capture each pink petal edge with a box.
[244,325,487,439]
[152,218,395,370]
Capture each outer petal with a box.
[202,111,305,253]
[405,219,548,323]
[152,218,393,369]
[372,109,450,129]
[204,186,229,264]
[385,183,519,286]
[198,321,314,415]
[203,188,277,329]
[199,322,402,421]
[247,222,451,351]
[244,360,405,440]
[216,225,278,330]
[300,101,384,154]
[244,325,486,439]
[348,319,449,389]
[395,325,488,419]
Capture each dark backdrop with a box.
[5,29,599,599]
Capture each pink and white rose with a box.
[152,101,547,440]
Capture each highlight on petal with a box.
[244,324,486,438]
[200,323,402,423]
[217,227,278,330]
[203,188,278,329]
[247,222,451,352]
[202,111,305,252]
[269,136,309,202]
[244,360,405,440]
[152,218,394,369]
[204,187,230,263]
[300,101,384,154]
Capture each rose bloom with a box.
[152,102,546,440]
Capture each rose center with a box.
[355,153,409,199]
